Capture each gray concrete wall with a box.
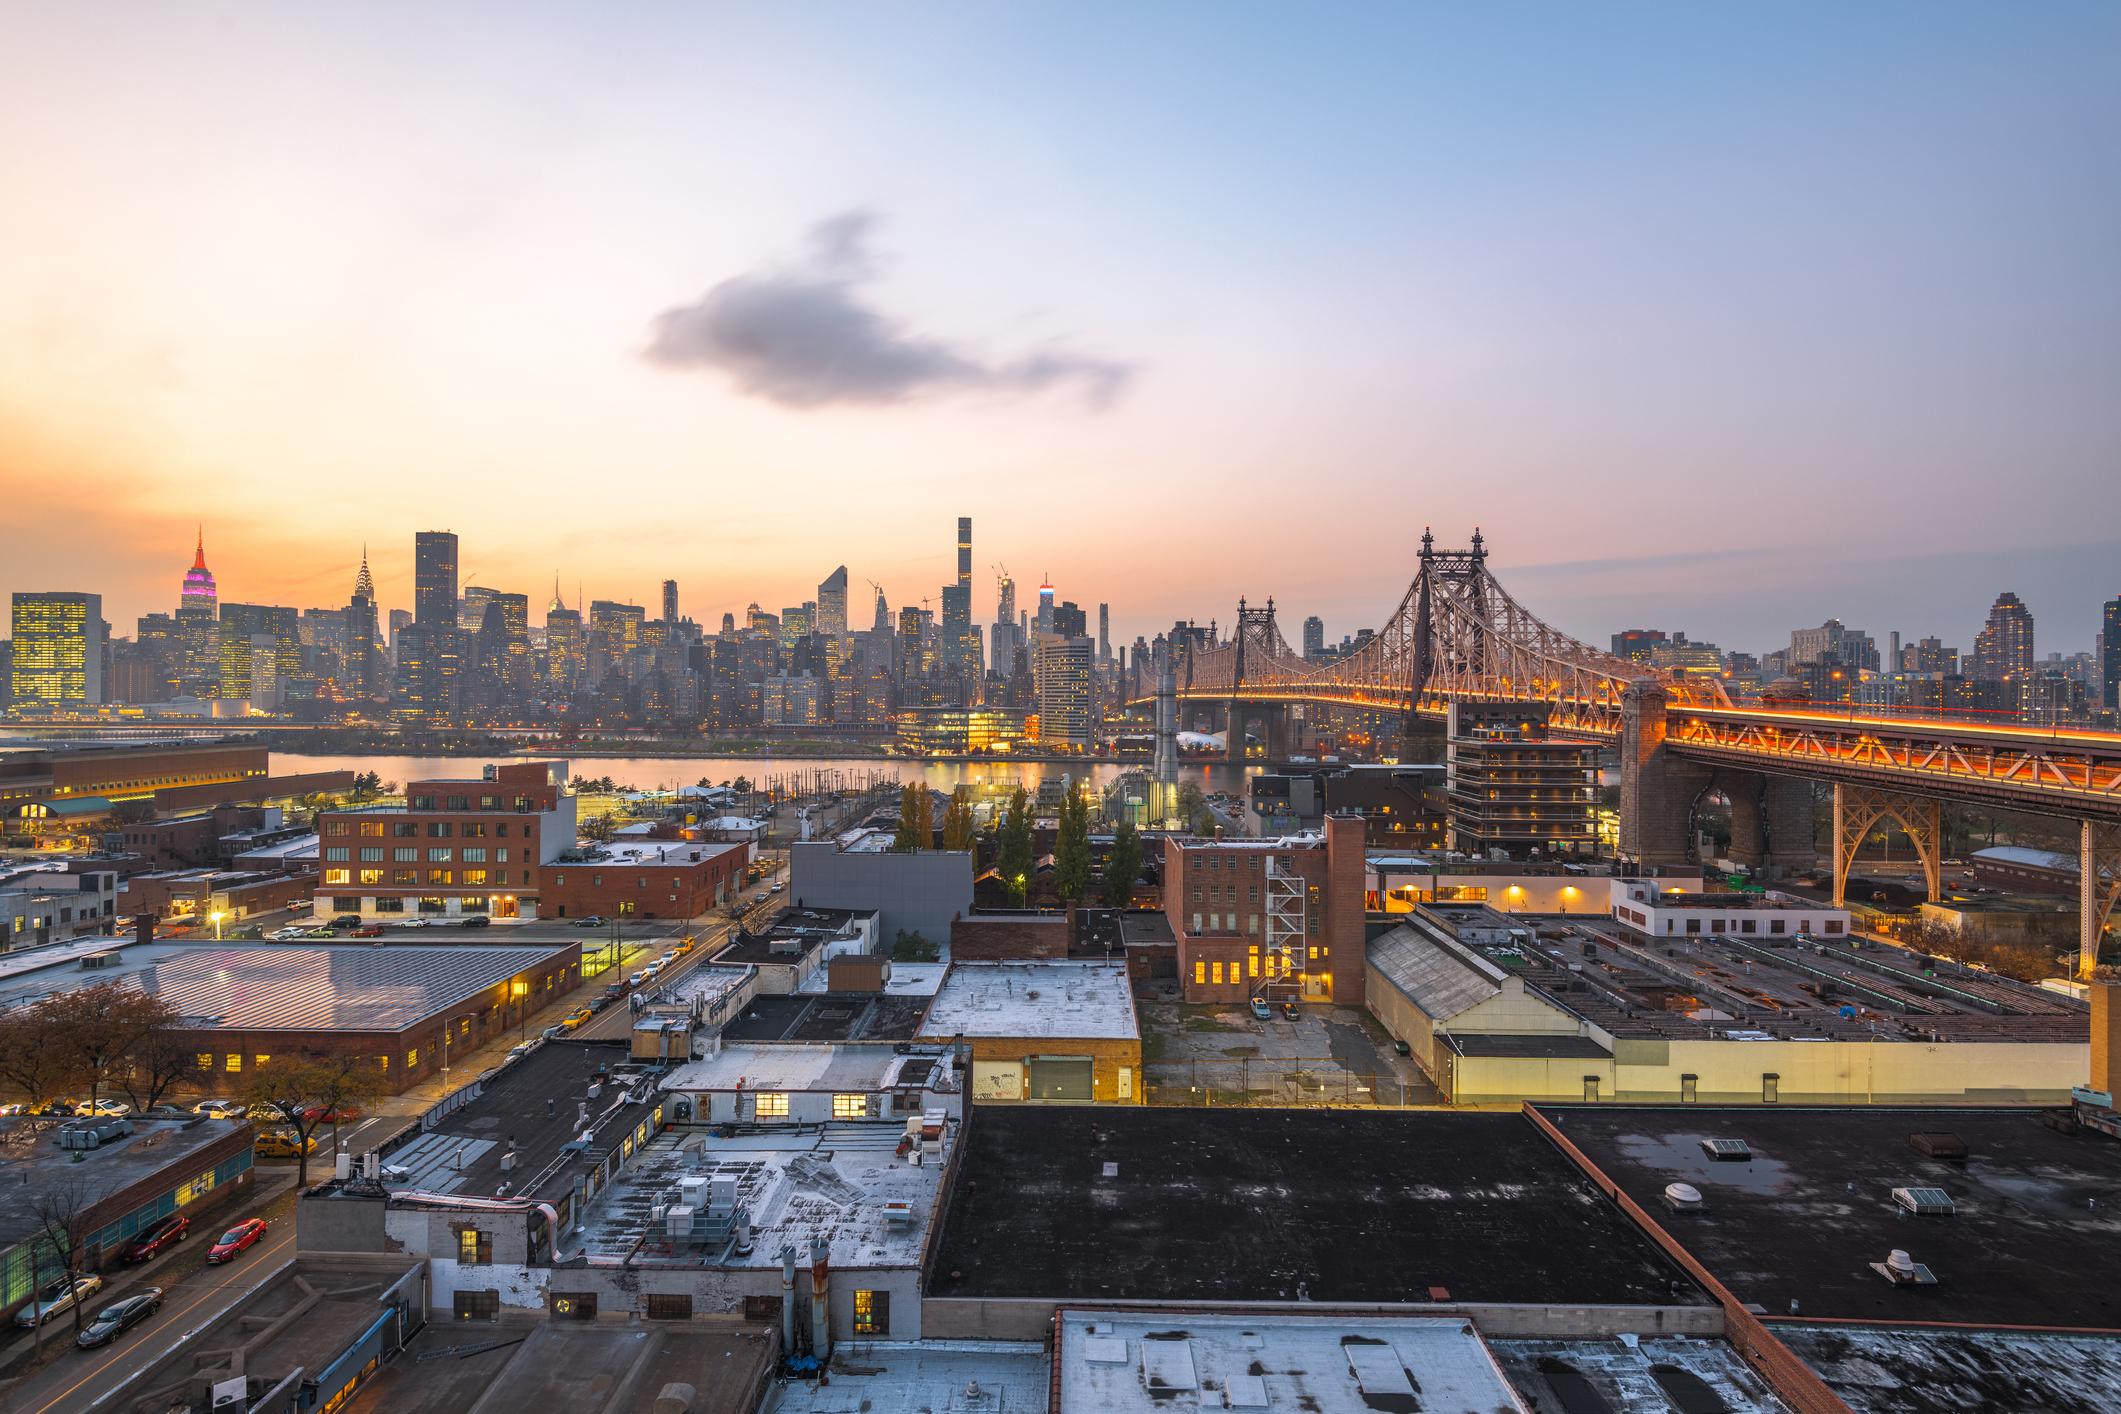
[295,1193,390,1253]
[787,843,974,945]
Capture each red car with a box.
[206,1218,268,1264]
[119,1214,189,1263]
[301,1104,362,1124]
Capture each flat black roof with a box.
[712,906,871,966]
[929,1107,1708,1309]
[717,992,930,1042]
[1442,1033,1613,1059]
[1545,1106,2121,1329]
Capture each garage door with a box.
[1027,1057,1094,1103]
[971,1061,1023,1101]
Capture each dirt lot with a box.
[1134,981,1445,1107]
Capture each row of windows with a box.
[328,819,528,839]
[322,869,527,887]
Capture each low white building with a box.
[662,1042,960,1125]
[1609,879,1851,940]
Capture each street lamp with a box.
[512,980,530,1040]
[209,910,226,941]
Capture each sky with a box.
[2,3,2117,656]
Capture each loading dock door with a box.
[1027,1057,1094,1102]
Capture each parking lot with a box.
[1134,982,1445,1108]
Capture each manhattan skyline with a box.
[2,4,2117,649]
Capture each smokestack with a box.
[809,1235,831,1361]
[780,1247,798,1354]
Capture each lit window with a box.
[196,1052,213,1070]
[224,1054,242,1072]
[852,1289,889,1336]
[755,1092,790,1117]
[255,1055,271,1067]
[1248,953,1259,978]
[407,1049,418,1068]
[1211,961,1224,984]
[832,1093,866,1118]
[1193,960,1206,984]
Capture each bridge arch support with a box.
[1829,784,1943,909]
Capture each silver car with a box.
[15,1274,103,1328]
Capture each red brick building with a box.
[1162,814,1366,1006]
[313,761,574,921]
[542,840,748,920]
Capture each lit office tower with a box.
[1034,634,1094,750]
[817,566,849,639]
[1098,603,1110,662]
[459,585,499,634]
[8,592,105,705]
[1036,580,1055,634]
[180,528,217,612]
[996,569,1015,629]
[662,579,680,625]
[2101,595,2121,712]
[414,531,459,627]
[1971,592,2035,683]
[176,529,220,696]
[1303,616,1326,658]
[957,517,972,592]
[940,518,979,694]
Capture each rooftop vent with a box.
[1892,1186,1955,1216]
[1699,1137,1752,1162]
[79,951,118,970]
[1870,1248,1938,1286]
[1909,1132,1969,1163]
[1663,1182,1706,1213]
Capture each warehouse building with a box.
[916,960,1141,1103]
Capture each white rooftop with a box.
[638,961,754,1015]
[568,840,743,868]
[1058,1311,1528,1414]
[919,962,1137,1041]
[774,1342,1049,1413]
[575,1119,954,1271]
[662,1043,942,1094]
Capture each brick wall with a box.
[951,915,1069,961]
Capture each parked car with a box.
[301,1103,362,1124]
[14,1275,102,1328]
[459,915,491,929]
[74,1099,132,1118]
[658,950,679,966]
[75,1289,162,1349]
[560,1008,595,1032]
[573,915,607,928]
[119,1215,189,1263]
[206,1218,269,1263]
[192,1099,247,1119]
[506,1041,537,1062]
[1250,997,1273,1020]
[394,918,432,929]
[627,970,648,988]
[540,1025,567,1040]
[25,1098,80,1117]
[0,1102,29,1116]
[255,1130,315,1159]
[353,925,385,938]
[270,926,309,941]
[328,913,363,931]
[672,936,695,954]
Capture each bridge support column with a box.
[1726,773,1818,881]
[2080,820,2121,978]
[1829,783,1942,910]
[1618,683,1706,869]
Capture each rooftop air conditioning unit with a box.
[1870,1248,1938,1285]
[1892,1186,1955,1217]
[1909,1132,1969,1163]
[1699,1138,1752,1162]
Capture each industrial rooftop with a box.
[573,1118,955,1272]
[0,1114,248,1246]
[929,1108,1707,1309]
[918,960,1138,1040]
[0,939,580,1032]
[1416,911,2085,1044]
[717,990,933,1043]
[1776,1325,2121,1414]
[1546,1106,2121,1330]
[662,1042,942,1094]
[1057,1310,1533,1414]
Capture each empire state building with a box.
[180,527,218,612]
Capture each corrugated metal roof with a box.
[1367,925,1501,1021]
[4,943,574,1033]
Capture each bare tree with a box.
[27,1172,106,1344]
[119,1025,197,1113]
[247,1056,380,1189]
[0,1005,70,1106]
[42,983,178,1108]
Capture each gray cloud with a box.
[644,210,1130,410]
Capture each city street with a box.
[0,1176,299,1414]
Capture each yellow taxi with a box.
[255,1129,316,1159]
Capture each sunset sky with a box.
[2,4,2116,653]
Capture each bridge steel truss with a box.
[1160,530,1727,737]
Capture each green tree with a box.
[1054,787,1093,905]
[248,1055,381,1191]
[1178,781,1214,835]
[894,782,927,852]
[42,984,177,1109]
[1102,819,1144,909]
[580,813,616,845]
[941,790,976,852]
[997,787,1034,906]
